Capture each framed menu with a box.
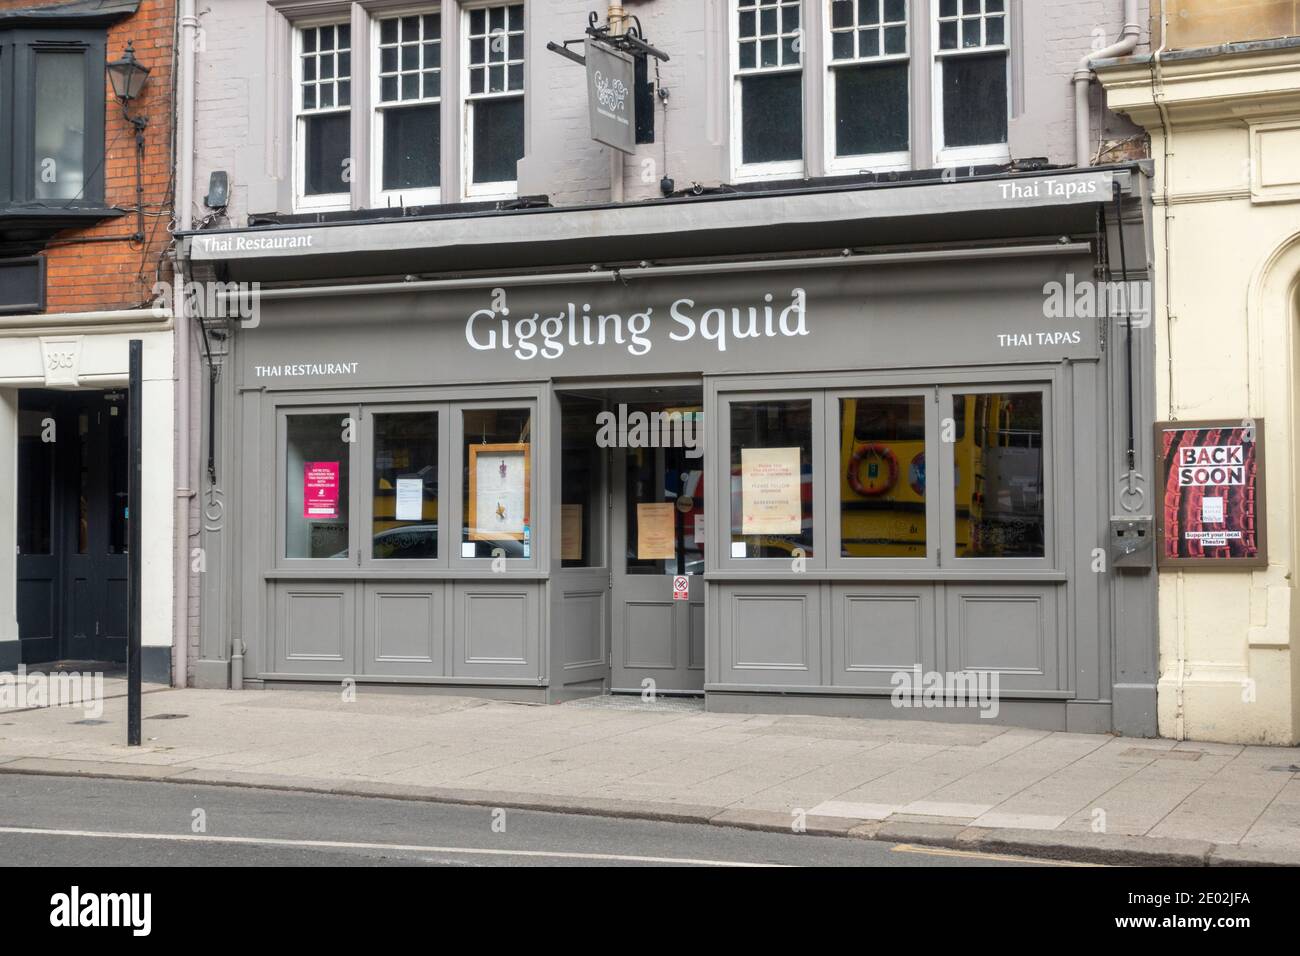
[468,442,530,541]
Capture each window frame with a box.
[275,403,363,569]
[460,0,526,201]
[361,402,451,570]
[826,387,940,568]
[717,389,826,573]
[730,0,806,183]
[452,397,540,571]
[293,16,354,213]
[930,0,1012,167]
[822,0,912,175]
[938,382,1054,571]
[369,5,444,208]
[0,28,106,206]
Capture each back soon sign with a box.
[1158,422,1265,568]
[1178,445,1246,487]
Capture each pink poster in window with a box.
[303,462,339,519]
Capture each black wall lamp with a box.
[107,41,151,242]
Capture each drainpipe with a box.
[173,0,198,689]
[1149,0,1185,741]
[1074,0,1141,167]
[608,2,626,203]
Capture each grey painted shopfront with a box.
[183,164,1158,735]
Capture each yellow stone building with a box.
[1098,1,1300,743]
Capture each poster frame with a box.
[1154,418,1267,570]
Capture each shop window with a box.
[461,407,532,559]
[374,10,441,205]
[729,399,814,559]
[734,0,803,177]
[285,414,351,559]
[296,21,353,208]
[463,2,525,198]
[372,411,439,560]
[952,392,1044,558]
[933,0,1009,163]
[0,30,106,205]
[839,395,927,558]
[827,0,910,171]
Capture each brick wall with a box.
[0,0,177,314]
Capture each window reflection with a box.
[953,392,1044,558]
[372,412,437,559]
[839,396,927,558]
[729,399,813,559]
[285,414,350,559]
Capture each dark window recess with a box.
[634,54,655,145]
[472,96,524,184]
[942,52,1008,148]
[18,412,53,556]
[741,71,802,165]
[0,256,46,314]
[382,103,440,191]
[835,62,909,157]
[303,112,351,196]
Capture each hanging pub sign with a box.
[585,39,636,153]
[1156,420,1266,568]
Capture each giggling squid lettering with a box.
[465,288,809,360]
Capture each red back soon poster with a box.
[1157,421,1266,568]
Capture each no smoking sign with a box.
[672,575,690,601]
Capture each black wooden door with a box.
[16,390,129,664]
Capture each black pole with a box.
[127,340,143,746]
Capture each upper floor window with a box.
[826,0,910,172]
[933,0,1009,163]
[373,11,442,206]
[295,21,352,208]
[463,2,525,199]
[732,0,803,179]
[0,30,107,206]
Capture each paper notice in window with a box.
[395,478,424,521]
[303,462,339,519]
[637,502,677,560]
[741,447,802,535]
[561,503,583,560]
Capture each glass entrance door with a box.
[609,397,705,694]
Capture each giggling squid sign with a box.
[465,288,809,360]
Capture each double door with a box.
[16,390,129,663]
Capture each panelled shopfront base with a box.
[190,170,1157,735]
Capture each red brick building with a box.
[1,0,179,684]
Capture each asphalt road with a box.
[0,772,1074,867]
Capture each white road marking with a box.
[0,826,785,867]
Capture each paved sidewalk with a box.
[1,688,1298,866]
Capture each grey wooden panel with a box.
[561,587,606,669]
[452,582,540,680]
[276,584,355,674]
[718,584,821,685]
[622,601,675,669]
[364,583,445,677]
[688,600,705,671]
[832,585,935,690]
[945,583,1062,692]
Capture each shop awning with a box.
[181,164,1146,283]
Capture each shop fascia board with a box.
[182,167,1135,272]
[1098,48,1300,128]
